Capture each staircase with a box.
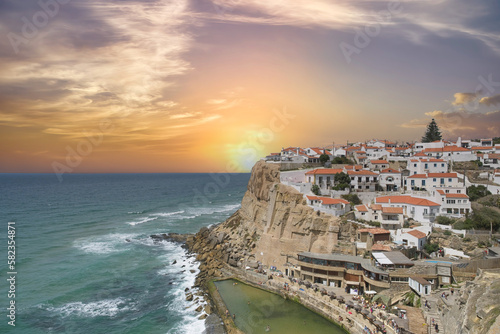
[422,297,442,334]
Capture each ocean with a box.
[0,173,250,334]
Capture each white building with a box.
[432,188,471,217]
[421,146,475,162]
[409,277,432,296]
[494,169,500,185]
[394,229,428,250]
[348,170,379,192]
[305,168,344,190]
[406,172,461,190]
[379,168,402,191]
[355,204,404,230]
[408,158,447,175]
[414,140,445,152]
[375,195,441,223]
[368,160,390,171]
[306,195,351,216]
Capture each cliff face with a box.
[239,161,342,266]
[187,161,345,285]
[441,270,500,334]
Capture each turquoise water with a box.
[214,280,347,334]
[0,173,250,333]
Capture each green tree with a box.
[311,184,320,195]
[467,185,492,201]
[333,172,351,190]
[421,118,442,143]
[332,156,354,165]
[319,154,330,165]
[424,242,439,254]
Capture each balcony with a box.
[363,275,390,289]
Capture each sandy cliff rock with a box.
[440,270,500,334]
[186,160,345,286]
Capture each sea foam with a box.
[47,298,135,318]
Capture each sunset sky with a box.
[1,0,500,173]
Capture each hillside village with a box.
[257,134,500,333]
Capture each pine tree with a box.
[421,118,442,143]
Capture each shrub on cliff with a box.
[311,184,320,195]
[341,194,361,205]
[467,185,492,201]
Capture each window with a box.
[441,164,445,167]
[411,180,415,186]
[440,178,445,184]
[434,163,437,167]
[448,178,452,182]
[414,164,417,167]
[433,178,436,182]
[422,180,426,186]
[425,163,428,168]
[457,190,461,193]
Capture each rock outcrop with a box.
[440,269,500,334]
[186,160,345,287]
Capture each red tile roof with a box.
[307,195,349,205]
[408,174,427,179]
[347,170,379,176]
[406,230,427,239]
[305,168,344,175]
[358,228,390,234]
[380,168,400,174]
[382,207,404,214]
[355,205,368,212]
[318,197,350,205]
[371,204,383,211]
[445,193,469,198]
[376,195,440,206]
[370,160,389,164]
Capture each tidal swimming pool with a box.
[214,279,348,334]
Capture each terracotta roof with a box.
[370,204,383,211]
[436,190,445,195]
[380,168,400,174]
[408,174,427,179]
[382,207,404,214]
[406,230,427,239]
[414,152,427,157]
[306,195,319,200]
[445,193,469,198]
[358,228,390,235]
[347,170,379,176]
[370,160,389,164]
[471,146,493,150]
[355,205,368,212]
[376,196,440,207]
[317,197,350,205]
[305,168,344,175]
